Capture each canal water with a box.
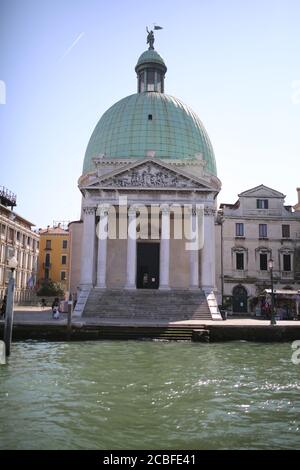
[0,341,299,450]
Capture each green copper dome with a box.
[136,49,166,69]
[83,92,217,175]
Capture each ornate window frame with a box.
[231,246,248,272]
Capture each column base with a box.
[202,286,216,293]
[159,285,171,290]
[125,284,136,290]
[79,283,93,289]
[95,284,106,289]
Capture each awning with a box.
[264,289,300,295]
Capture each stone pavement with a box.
[7,307,68,325]
[1,306,298,327]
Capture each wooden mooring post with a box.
[66,295,73,340]
[3,273,15,357]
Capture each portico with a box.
[79,160,218,292]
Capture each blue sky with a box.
[0,0,300,227]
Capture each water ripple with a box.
[0,341,299,449]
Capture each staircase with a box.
[73,285,91,318]
[82,289,214,321]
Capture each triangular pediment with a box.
[84,159,213,191]
[239,184,285,199]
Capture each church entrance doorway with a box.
[137,242,160,289]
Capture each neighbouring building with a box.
[37,224,70,293]
[70,32,222,320]
[216,185,300,314]
[0,186,39,303]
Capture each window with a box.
[61,271,66,281]
[62,240,68,249]
[259,224,268,238]
[257,199,269,209]
[5,269,10,283]
[8,228,14,241]
[148,114,153,120]
[235,223,244,237]
[236,253,244,270]
[45,253,50,267]
[61,255,67,265]
[138,71,145,93]
[16,231,20,241]
[283,254,291,271]
[147,69,155,91]
[282,225,290,238]
[260,254,268,271]
[46,240,51,249]
[156,72,163,92]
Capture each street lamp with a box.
[268,258,276,326]
[3,255,18,356]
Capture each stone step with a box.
[82,288,213,321]
[83,311,212,317]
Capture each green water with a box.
[0,341,299,450]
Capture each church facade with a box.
[73,37,222,320]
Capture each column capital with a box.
[160,204,170,215]
[128,206,138,216]
[184,204,204,216]
[204,206,216,216]
[83,206,96,215]
[96,204,110,217]
[191,206,204,216]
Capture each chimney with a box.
[297,188,300,204]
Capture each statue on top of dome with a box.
[146,27,155,50]
[146,25,163,50]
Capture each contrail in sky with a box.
[60,32,85,61]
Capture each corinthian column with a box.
[201,207,216,292]
[189,208,199,289]
[125,207,137,289]
[80,206,96,286]
[159,204,170,289]
[96,205,109,288]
